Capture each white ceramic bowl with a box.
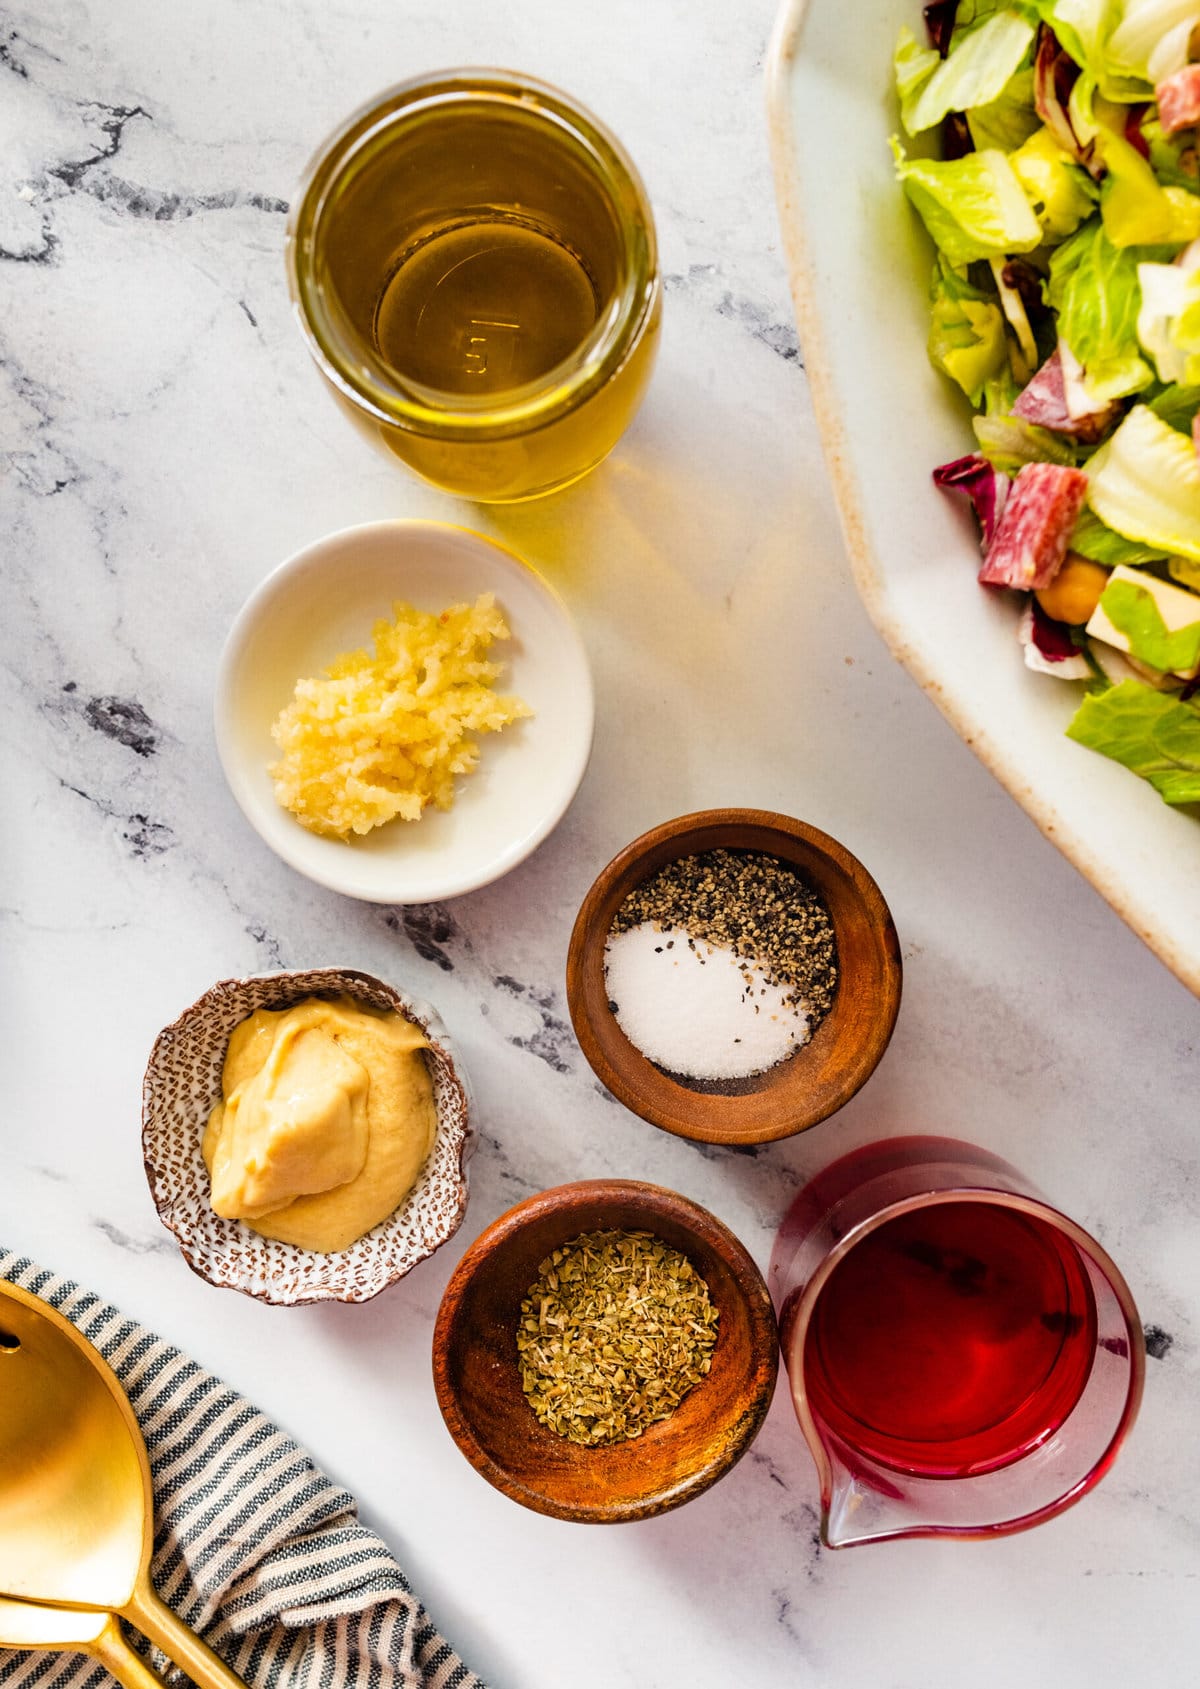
[216,521,594,903]
[767,0,1200,999]
[142,967,473,1305]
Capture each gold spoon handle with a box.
[88,1615,175,1689]
[122,1586,249,1689]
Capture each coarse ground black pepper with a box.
[610,848,839,1025]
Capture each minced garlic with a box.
[269,593,531,838]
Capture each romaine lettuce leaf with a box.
[1066,679,1200,802]
[967,67,1043,151]
[1030,1,1147,99]
[1174,261,1200,341]
[895,28,941,123]
[1148,381,1200,431]
[1142,113,1200,192]
[982,367,1025,415]
[900,12,1037,135]
[952,0,1040,41]
[1170,554,1200,588]
[1137,260,1200,382]
[1046,221,1158,401]
[1098,129,1200,246]
[892,141,1044,266]
[1098,575,1200,668]
[1108,0,1200,84]
[1010,126,1099,239]
[974,409,1080,469]
[1086,402,1200,559]
[928,261,1010,402]
[1065,68,1104,151]
[1070,506,1166,561]
[1031,0,1121,75]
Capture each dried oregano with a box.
[516,1230,720,1446]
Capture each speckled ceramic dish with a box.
[766,0,1200,999]
[142,967,472,1305]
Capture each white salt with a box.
[603,922,810,1081]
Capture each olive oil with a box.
[288,73,660,500]
[373,215,601,396]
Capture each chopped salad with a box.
[893,0,1200,806]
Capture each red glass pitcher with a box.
[769,1137,1144,1548]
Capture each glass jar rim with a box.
[286,69,659,442]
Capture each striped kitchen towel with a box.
[0,1252,486,1689]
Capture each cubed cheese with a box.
[1086,564,1200,678]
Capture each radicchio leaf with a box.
[1031,598,1083,660]
[923,0,959,59]
[942,110,975,159]
[1033,25,1093,172]
[933,452,1011,550]
[1001,258,1048,324]
[1125,102,1151,160]
[1019,600,1093,678]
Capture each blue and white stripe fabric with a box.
[0,1252,485,1689]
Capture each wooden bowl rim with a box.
[566,809,902,1145]
[431,1178,780,1522]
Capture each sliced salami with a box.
[1156,63,1200,135]
[932,454,1011,551]
[1011,349,1117,441]
[978,461,1089,590]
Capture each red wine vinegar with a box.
[804,1201,1097,1478]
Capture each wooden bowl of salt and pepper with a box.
[566,809,902,1145]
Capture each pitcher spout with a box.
[820,1444,923,1549]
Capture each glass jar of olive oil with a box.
[287,72,661,503]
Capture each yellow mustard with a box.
[202,996,436,1253]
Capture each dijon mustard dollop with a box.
[202,996,436,1253]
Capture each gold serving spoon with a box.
[0,1594,172,1689]
[0,1282,248,1689]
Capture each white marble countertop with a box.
[3,2,1198,1685]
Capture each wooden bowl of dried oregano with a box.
[431,1179,779,1521]
[566,808,902,1145]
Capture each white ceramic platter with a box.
[216,520,594,903]
[765,0,1200,999]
